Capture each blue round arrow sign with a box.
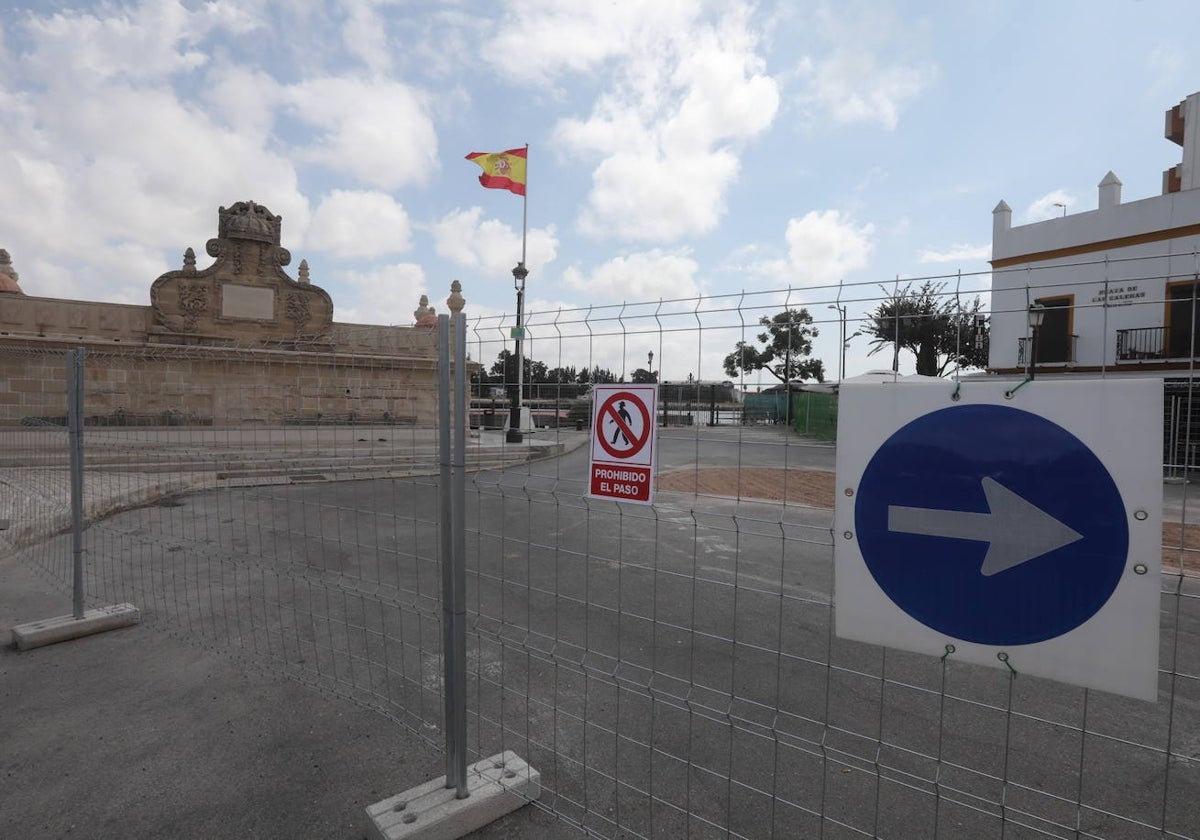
[854,404,1128,646]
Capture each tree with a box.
[723,308,826,384]
[862,281,990,377]
[576,366,617,385]
[488,350,548,384]
[630,367,657,383]
[545,365,578,384]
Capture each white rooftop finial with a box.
[1099,171,1122,209]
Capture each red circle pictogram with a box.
[596,391,651,459]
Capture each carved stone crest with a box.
[285,292,311,326]
[218,200,282,245]
[178,283,209,331]
[149,200,333,345]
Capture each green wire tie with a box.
[1004,376,1032,399]
[997,651,1018,677]
[940,644,956,662]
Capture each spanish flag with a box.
[465,147,527,196]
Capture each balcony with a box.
[1116,326,1165,360]
[1017,334,1078,367]
[1115,326,1200,362]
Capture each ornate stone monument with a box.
[413,294,437,328]
[0,201,469,427]
[149,201,333,345]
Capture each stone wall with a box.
[0,200,467,428]
[0,295,151,343]
[0,336,444,426]
[0,293,440,358]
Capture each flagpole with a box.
[507,144,529,444]
[521,143,528,265]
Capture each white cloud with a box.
[0,3,310,279]
[517,3,779,242]
[306,190,412,258]
[331,262,427,326]
[1023,190,1075,223]
[780,210,875,285]
[792,6,935,131]
[20,241,167,305]
[286,77,438,190]
[576,149,739,241]
[199,0,267,36]
[796,51,933,130]
[339,0,393,75]
[90,240,174,303]
[91,90,307,240]
[1,80,309,260]
[562,249,700,302]
[481,0,697,87]
[23,0,210,87]
[0,0,447,300]
[431,207,559,278]
[0,153,72,255]
[918,243,991,264]
[201,64,284,139]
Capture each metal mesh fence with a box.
[0,348,73,581]
[2,336,473,745]
[3,261,1200,839]
[461,262,1200,839]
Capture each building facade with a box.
[990,92,1200,378]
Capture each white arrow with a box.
[887,476,1084,576]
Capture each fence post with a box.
[11,346,140,651]
[67,347,86,620]
[438,314,469,798]
[366,311,536,840]
[1167,396,1180,482]
[451,313,468,797]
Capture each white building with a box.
[990,91,1200,378]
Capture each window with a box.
[1167,280,1200,358]
[1034,295,1073,364]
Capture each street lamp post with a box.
[1027,302,1046,380]
[647,350,654,381]
[507,261,529,443]
[827,303,847,381]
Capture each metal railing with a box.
[4,275,1200,840]
[1114,324,1200,361]
[1117,325,1169,360]
[1016,333,1078,366]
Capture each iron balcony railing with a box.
[1114,325,1200,361]
[1016,334,1078,366]
[1116,325,1166,360]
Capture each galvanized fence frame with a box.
[2,260,1198,839]
[2,331,465,747]
[458,262,1199,840]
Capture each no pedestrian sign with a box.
[587,385,658,504]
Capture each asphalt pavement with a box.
[0,427,587,840]
[3,423,1199,839]
[0,548,593,840]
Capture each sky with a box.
[4,0,1200,383]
